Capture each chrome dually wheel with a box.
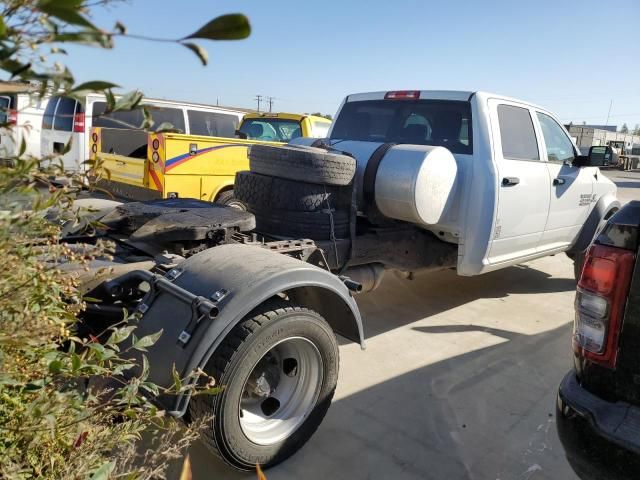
[239,337,323,445]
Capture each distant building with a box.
[566,124,640,156]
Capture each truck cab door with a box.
[486,100,551,268]
[534,111,593,251]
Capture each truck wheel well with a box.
[286,285,363,347]
[214,185,234,202]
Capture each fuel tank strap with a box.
[362,142,396,208]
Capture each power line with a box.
[254,94,262,112]
[267,96,275,113]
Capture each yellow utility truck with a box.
[92,112,332,206]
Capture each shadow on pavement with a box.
[353,263,575,340]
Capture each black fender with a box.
[127,244,364,416]
[567,193,620,256]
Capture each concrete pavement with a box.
[180,170,640,480]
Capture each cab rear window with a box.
[330,99,473,154]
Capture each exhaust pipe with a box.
[342,263,385,293]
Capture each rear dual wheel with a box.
[189,301,339,471]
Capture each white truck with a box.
[60,90,618,471]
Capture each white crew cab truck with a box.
[60,90,618,471]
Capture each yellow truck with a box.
[92,112,332,206]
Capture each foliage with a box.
[620,123,629,134]
[0,1,249,478]
[309,112,332,120]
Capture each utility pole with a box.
[605,99,613,127]
[255,95,263,112]
[267,96,275,113]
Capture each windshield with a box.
[330,99,472,154]
[239,118,302,142]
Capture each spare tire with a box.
[235,171,351,212]
[249,206,350,240]
[249,144,356,186]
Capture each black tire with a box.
[215,189,247,211]
[250,206,350,240]
[249,144,356,186]
[189,300,339,471]
[235,171,351,212]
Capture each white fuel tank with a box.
[374,145,457,225]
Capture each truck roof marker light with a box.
[385,91,421,100]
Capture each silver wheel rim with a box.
[239,336,323,445]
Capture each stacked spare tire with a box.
[236,144,357,240]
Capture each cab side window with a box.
[497,105,539,161]
[536,112,575,164]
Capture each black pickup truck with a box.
[557,200,640,480]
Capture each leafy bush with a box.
[0,1,250,478]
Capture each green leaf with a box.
[62,136,73,155]
[39,2,97,30]
[90,461,115,480]
[106,325,135,345]
[155,122,182,133]
[113,90,143,112]
[71,353,81,371]
[182,42,208,66]
[53,32,113,48]
[72,81,119,92]
[171,364,182,391]
[132,329,162,351]
[0,16,6,38]
[19,137,26,156]
[140,355,149,380]
[184,14,251,41]
[48,359,63,374]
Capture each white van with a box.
[0,89,49,159]
[40,94,246,172]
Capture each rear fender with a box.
[126,244,363,416]
[568,193,621,255]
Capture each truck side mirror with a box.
[576,146,613,167]
[235,129,248,140]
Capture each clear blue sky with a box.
[66,0,640,129]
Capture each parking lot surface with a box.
[180,170,640,480]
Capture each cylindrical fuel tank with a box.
[374,145,457,225]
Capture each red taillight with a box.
[7,109,17,125]
[385,90,421,100]
[73,112,85,132]
[573,244,635,369]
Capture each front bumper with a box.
[556,371,640,480]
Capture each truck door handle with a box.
[553,177,566,186]
[502,177,520,187]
